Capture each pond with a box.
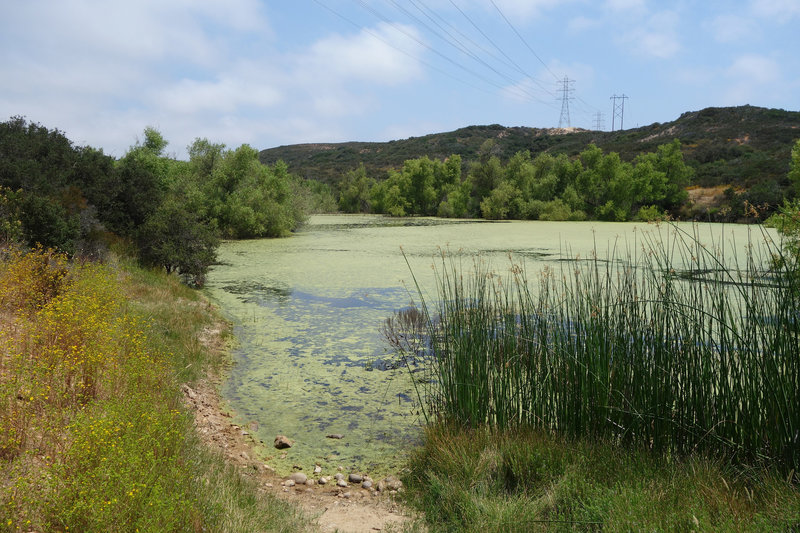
[203,215,771,475]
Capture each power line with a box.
[311,0,490,94]
[447,0,555,97]
[489,0,559,81]
[385,0,554,104]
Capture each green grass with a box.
[1,249,307,532]
[403,424,800,532]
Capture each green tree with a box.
[403,157,438,215]
[338,164,375,213]
[137,197,219,287]
[634,139,692,212]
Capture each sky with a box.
[1,0,799,159]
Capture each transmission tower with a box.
[593,112,605,131]
[610,94,629,131]
[557,76,575,128]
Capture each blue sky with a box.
[1,0,798,159]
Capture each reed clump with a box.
[399,225,799,476]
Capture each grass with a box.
[403,424,800,532]
[392,223,800,530]
[0,246,307,532]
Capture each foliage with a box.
[136,197,219,287]
[187,139,307,238]
[0,249,306,532]
[351,141,695,222]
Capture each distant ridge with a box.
[259,105,800,189]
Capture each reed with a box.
[398,225,800,475]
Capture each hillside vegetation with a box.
[260,105,800,220]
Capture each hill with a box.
[259,105,800,192]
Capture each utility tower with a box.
[610,94,628,131]
[593,112,605,131]
[557,76,575,128]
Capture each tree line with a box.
[0,117,334,286]
[337,139,694,222]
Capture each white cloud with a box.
[624,10,681,59]
[708,14,759,44]
[723,54,782,103]
[750,0,800,19]
[301,23,425,86]
[568,16,601,33]
[604,0,647,12]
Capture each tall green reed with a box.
[396,225,799,475]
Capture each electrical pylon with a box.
[558,76,575,128]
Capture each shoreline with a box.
[184,316,417,532]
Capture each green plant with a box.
[398,225,800,475]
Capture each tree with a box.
[338,164,375,213]
[137,198,219,287]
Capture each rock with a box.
[283,479,296,487]
[336,478,348,488]
[334,473,345,481]
[318,476,329,485]
[274,435,293,449]
[362,480,373,489]
[326,433,345,439]
[305,478,316,486]
[341,491,352,499]
[313,465,322,474]
[348,473,363,483]
[383,475,403,491]
[289,472,307,484]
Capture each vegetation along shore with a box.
[1,106,799,531]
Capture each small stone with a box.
[283,479,296,487]
[348,473,363,483]
[383,475,403,491]
[341,491,352,499]
[313,465,322,474]
[326,433,345,439]
[274,435,293,449]
[305,478,316,486]
[334,473,345,481]
[362,480,373,489]
[318,476,329,485]
[289,472,307,484]
[337,479,348,488]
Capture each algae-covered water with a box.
[204,215,768,475]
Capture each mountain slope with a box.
[259,105,800,190]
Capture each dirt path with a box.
[182,376,417,532]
